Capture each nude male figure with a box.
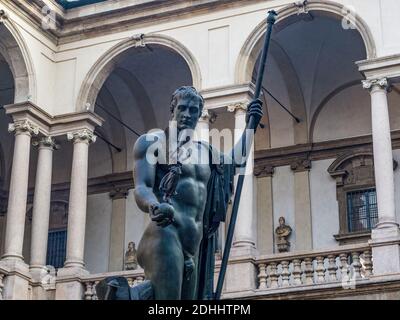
[133,86,262,300]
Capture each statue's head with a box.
[128,241,135,250]
[170,86,204,131]
[279,217,285,226]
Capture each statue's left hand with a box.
[245,98,263,127]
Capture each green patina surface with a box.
[56,0,108,9]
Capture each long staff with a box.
[214,10,277,300]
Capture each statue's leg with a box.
[181,253,199,300]
[137,225,184,300]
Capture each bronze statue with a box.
[124,241,138,270]
[275,216,292,252]
[96,86,262,300]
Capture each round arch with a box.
[235,0,376,85]
[76,33,202,112]
[0,15,36,103]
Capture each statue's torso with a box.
[153,142,212,256]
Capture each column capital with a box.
[67,129,96,144]
[362,78,389,91]
[32,136,59,150]
[227,102,248,114]
[8,120,39,136]
[290,158,312,172]
[199,109,217,124]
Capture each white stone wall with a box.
[310,159,340,249]
[84,193,112,273]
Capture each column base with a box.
[224,260,257,293]
[0,258,31,300]
[230,244,257,258]
[369,224,400,275]
[55,266,89,300]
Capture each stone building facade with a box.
[0,0,400,300]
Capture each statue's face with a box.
[172,96,201,131]
[279,217,285,225]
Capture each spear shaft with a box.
[214,10,277,300]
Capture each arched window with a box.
[328,152,397,244]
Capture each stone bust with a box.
[275,217,292,252]
[124,241,138,270]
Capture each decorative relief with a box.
[254,165,274,178]
[294,0,309,15]
[130,33,146,48]
[8,120,39,136]
[0,9,8,23]
[290,158,311,172]
[67,129,96,144]
[109,187,129,200]
[362,78,389,91]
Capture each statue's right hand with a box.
[149,203,175,228]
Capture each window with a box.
[346,188,378,232]
[328,152,387,244]
[46,201,69,268]
[46,229,67,269]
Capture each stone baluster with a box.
[0,273,4,300]
[339,253,349,282]
[257,264,268,289]
[93,281,99,300]
[268,262,279,288]
[303,257,314,285]
[84,282,94,300]
[281,261,290,287]
[292,259,302,285]
[363,250,373,277]
[136,276,144,284]
[127,277,134,287]
[315,256,326,283]
[327,255,338,282]
[351,252,362,280]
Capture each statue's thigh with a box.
[139,227,185,299]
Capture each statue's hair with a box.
[170,86,204,116]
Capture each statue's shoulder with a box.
[133,130,166,159]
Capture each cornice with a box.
[6,0,265,45]
[254,130,400,172]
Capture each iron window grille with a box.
[46,229,67,269]
[346,188,378,232]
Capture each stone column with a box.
[224,102,257,294]
[0,120,38,299]
[362,78,400,275]
[29,137,57,278]
[1,120,38,263]
[254,166,274,255]
[64,129,96,270]
[291,159,313,251]
[228,102,256,251]
[56,129,96,300]
[108,187,129,272]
